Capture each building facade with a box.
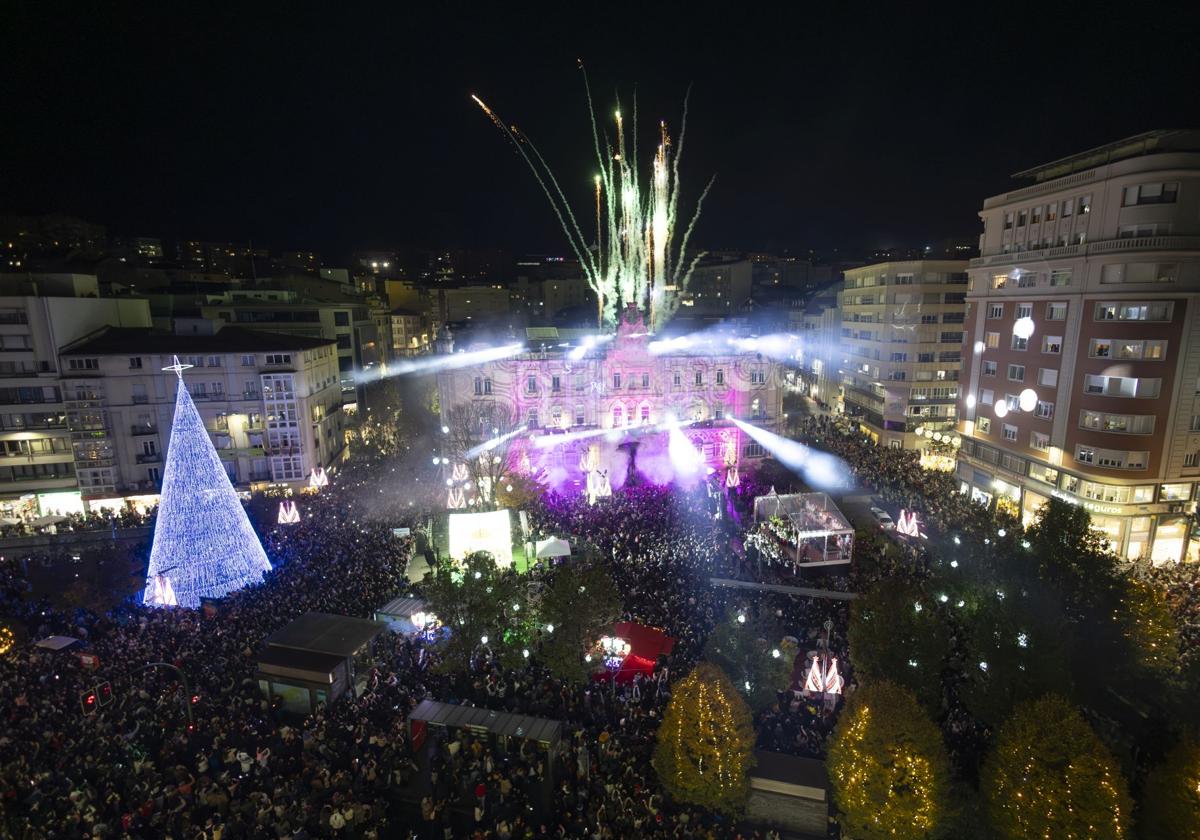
[838,260,969,452]
[200,297,386,406]
[58,327,344,513]
[679,259,753,316]
[436,306,784,492]
[957,130,1200,563]
[792,293,842,408]
[390,309,431,357]
[0,292,152,520]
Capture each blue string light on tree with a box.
[144,356,272,608]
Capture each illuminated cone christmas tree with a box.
[144,357,271,608]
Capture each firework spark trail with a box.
[473,68,711,332]
[471,95,598,280]
[513,125,598,278]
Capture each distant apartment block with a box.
[838,260,969,451]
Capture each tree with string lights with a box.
[652,662,755,814]
[1114,577,1179,674]
[982,694,1131,840]
[827,680,954,840]
[1138,735,1200,839]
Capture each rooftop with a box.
[266,611,387,659]
[1013,130,1200,182]
[61,326,336,356]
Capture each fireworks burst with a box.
[472,65,713,331]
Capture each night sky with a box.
[4,6,1199,260]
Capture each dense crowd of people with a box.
[0,459,417,838]
[792,414,996,538]
[1138,561,1200,666]
[2,399,1195,838]
[1,446,845,838]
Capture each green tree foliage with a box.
[959,586,1072,728]
[1025,498,1121,613]
[827,681,954,840]
[1138,735,1200,840]
[495,472,547,512]
[422,551,532,671]
[538,562,622,683]
[702,608,793,711]
[652,662,755,815]
[1115,578,1179,675]
[982,694,1132,840]
[849,577,952,710]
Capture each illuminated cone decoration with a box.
[277,499,300,524]
[144,357,271,608]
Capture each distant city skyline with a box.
[3,8,1197,260]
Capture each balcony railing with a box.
[136,452,162,464]
[971,236,1200,268]
[131,424,158,436]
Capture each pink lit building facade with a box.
[436,308,784,491]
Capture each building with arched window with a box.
[436,305,783,489]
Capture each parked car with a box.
[869,505,895,531]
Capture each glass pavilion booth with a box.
[254,612,388,715]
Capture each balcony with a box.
[1087,235,1200,255]
[136,452,162,464]
[970,236,1200,268]
[131,424,158,436]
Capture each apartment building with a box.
[838,260,969,452]
[792,293,842,407]
[679,258,753,316]
[957,130,1200,563]
[58,327,344,511]
[0,288,151,521]
[200,296,387,406]
[390,309,431,357]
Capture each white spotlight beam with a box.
[667,421,705,476]
[533,426,614,449]
[465,425,529,460]
[731,418,852,491]
[567,333,614,360]
[354,343,526,383]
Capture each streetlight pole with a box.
[131,661,194,728]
